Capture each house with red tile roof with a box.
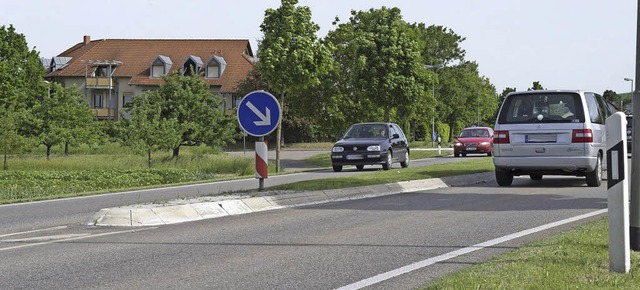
[44,35,256,120]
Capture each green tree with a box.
[414,23,466,66]
[326,7,427,126]
[31,83,96,159]
[125,94,181,168]
[499,87,516,103]
[0,107,30,169]
[150,71,237,158]
[258,0,329,171]
[528,81,545,91]
[0,25,46,110]
[603,89,617,102]
[436,61,497,140]
[0,24,46,157]
[411,23,467,141]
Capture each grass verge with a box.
[0,146,259,204]
[306,149,452,168]
[271,157,492,191]
[423,217,640,289]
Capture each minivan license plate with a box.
[525,134,557,143]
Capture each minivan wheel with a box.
[332,165,343,172]
[530,174,543,180]
[495,168,513,186]
[356,165,364,170]
[586,154,602,187]
[382,151,392,170]
[400,152,410,168]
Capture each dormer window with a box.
[150,55,172,78]
[182,55,203,76]
[205,56,226,79]
[50,57,72,72]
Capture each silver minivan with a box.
[492,90,614,187]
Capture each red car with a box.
[453,127,494,157]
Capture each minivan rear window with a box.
[497,92,585,124]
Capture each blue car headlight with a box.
[332,146,344,152]
[367,145,381,151]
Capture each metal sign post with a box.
[237,91,282,191]
[606,112,630,273]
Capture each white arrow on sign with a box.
[246,101,271,126]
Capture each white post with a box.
[606,112,630,273]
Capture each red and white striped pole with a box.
[255,139,268,190]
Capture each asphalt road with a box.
[0,174,607,289]
[0,150,463,235]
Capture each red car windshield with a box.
[460,129,489,138]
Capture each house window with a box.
[123,94,134,108]
[151,65,164,78]
[207,64,220,78]
[94,94,104,108]
[150,55,172,78]
[232,95,241,108]
[205,56,225,79]
[182,56,202,76]
[184,62,197,76]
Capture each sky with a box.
[3,0,637,94]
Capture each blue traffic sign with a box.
[237,91,282,137]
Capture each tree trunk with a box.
[148,150,152,168]
[448,121,455,143]
[46,145,52,160]
[64,142,69,156]
[172,147,180,159]
[3,153,7,170]
[410,119,416,142]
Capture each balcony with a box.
[94,108,117,120]
[86,77,114,89]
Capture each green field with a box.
[0,144,257,204]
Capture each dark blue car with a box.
[331,122,410,172]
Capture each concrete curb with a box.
[88,172,494,227]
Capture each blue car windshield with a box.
[344,124,388,139]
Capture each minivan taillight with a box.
[572,129,593,143]
[493,130,510,144]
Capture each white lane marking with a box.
[0,227,157,252]
[0,173,305,208]
[0,226,68,238]
[337,209,607,290]
[2,234,90,242]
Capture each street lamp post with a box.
[424,64,444,147]
[477,80,486,126]
[625,78,634,112]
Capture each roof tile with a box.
[47,38,255,93]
